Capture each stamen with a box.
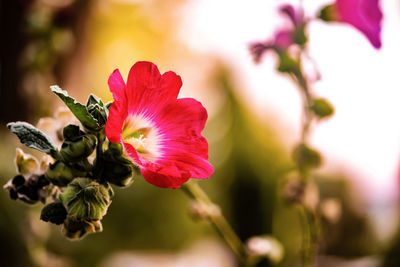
[121,114,161,162]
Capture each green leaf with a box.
[50,85,100,131]
[7,122,57,155]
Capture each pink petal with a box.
[336,0,382,49]
[141,167,190,189]
[123,98,214,188]
[154,98,214,178]
[279,4,301,26]
[105,101,127,143]
[126,61,182,116]
[273,29,293,50]
[105,69,128,143]
[108,69,127,103]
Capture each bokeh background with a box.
[1,0,400,266]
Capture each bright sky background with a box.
[179,0,400,209]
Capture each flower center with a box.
[121,114,160,162]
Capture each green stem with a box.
[93,131,105,182]
[181,182,249,265]
[290,67,320,267]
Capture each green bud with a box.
[60,125,96,162]
[100,143,138,187]
[59,178,113,221]
[277,52,300,74]
[45,161,76,186]
[40,201,67,225]
[310,98,334,118]
[86,94,108,127]
[103,161,135,187]
[62,216,102,240]
[293,25,308,46]
[318,4,338,22]
[292,143,322,172]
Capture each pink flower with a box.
[279,4,303,27]
[249,4,305,63]
[335,0,383,48]
[273,30,294,50]
[105,61,214,189]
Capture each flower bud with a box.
[59,178,113,221]
[87,97,108,127]
[60,125,96,162]
[310,98,334,119]
[100,143,137,187]
[62,216,103,240]
[40,201,67,225]
[318,4,338,22]
[292,143,322,172]
[45,161,77,186]
[85,94,108,130]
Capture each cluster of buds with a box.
[4,148,53,204]
[4,86,138,240]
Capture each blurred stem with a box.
[292,71,313,143]
[290,63,320,267]
[181,182,250,266]
[298,206,319,267]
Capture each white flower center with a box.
[121,114,161,162]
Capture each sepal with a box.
[62,216,103,240]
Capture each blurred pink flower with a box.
[279,4,303,27]
[273,30,294,50]
[335,0,383,48]
[249,4,305,63]
[249,29,293,63]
